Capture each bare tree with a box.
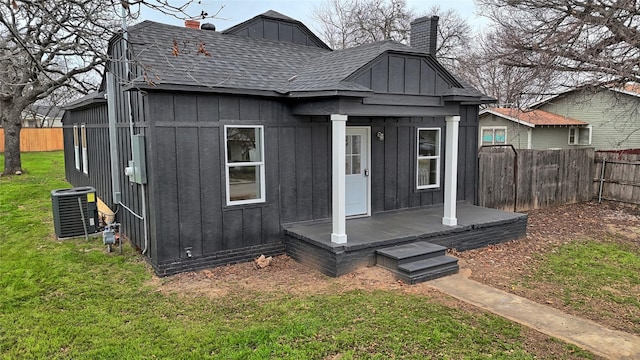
[422,6,472,68]
[312,0,413,49]
[454,29,564,107]
[312,0,472,67]
[0,0,219,175]
[477,0,640,87]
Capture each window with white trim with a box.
[81,124,88,175]
[224,125,265,205]
[481,126,507,145]
[417,128,440,189]
[568,126,592,145]
[73,125,80,170]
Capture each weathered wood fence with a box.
[478,146,594,211]
[0,128,63,152]
[594,151,640,205]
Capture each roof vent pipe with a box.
[201,23,216,31]
[410,15,439,55]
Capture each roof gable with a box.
[221,10,330,49]
[348,51,461,95]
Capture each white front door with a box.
[345,127,369,217]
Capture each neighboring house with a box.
[22,105,65,128]
[62,11,526,277]
[479,107,590,149]
[532,84,640,150]
[480,84,640,150]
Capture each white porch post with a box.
[443,115,460,226]
[331,114,348,243]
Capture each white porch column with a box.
[443,115,460,226]
[331,114,348,243]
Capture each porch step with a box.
[376,241,459,284]
[376,241,448,269]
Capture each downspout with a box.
[106,73,121,205]
[119,5,149,255]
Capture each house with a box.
[533,84,640,150]
[21,105,64,128]
[479,107,590,149]
[62,11,527,279]
[479,84,640,150]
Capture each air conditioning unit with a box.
[51,186,100,239]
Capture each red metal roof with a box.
[622,83,640,95]
[489,108,588,126]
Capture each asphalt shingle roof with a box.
[124,16,486,100]
[127,21,329,93]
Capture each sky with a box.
[137,0,488,34]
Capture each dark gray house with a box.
[62,11,526,279]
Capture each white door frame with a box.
[346,126,371,218]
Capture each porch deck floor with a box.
[283,203,526,252]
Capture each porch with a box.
[283,203,527,277]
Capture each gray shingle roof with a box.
[288,41,424,92]
[25,105,65,118]
[124,19,485,100]
[63,91,106,110]
[127,21,329,93]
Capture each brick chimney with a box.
[410,16,439,55]
[185,19,201,29]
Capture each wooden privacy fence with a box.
[0,128,63,152]
[594,151,640,205]
[478,146,594,211]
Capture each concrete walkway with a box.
[428,271,640,360]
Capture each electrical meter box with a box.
[51,186,100,239]
[125,134,147,184]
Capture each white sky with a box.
[137,0,489,33]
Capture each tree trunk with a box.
[2,111,23,175]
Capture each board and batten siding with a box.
[351,54,453,95]
[222,17,327,48]
[62,104,112,205]
[62,102,149,253]
[144,91,479,265]
[538,90,640,150]
[62,38,150,253]
[145,92,307,264]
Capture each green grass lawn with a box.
[0,152,592,359]
[527,237,640,332]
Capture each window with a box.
[224,125,265,205]
[417,128,440,189]
[568,126,592,145]
[73,125,80,171]
[81,124,88,174]
[481,126,507,145]
[346,134,361,175]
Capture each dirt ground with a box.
[151,200,640,359]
